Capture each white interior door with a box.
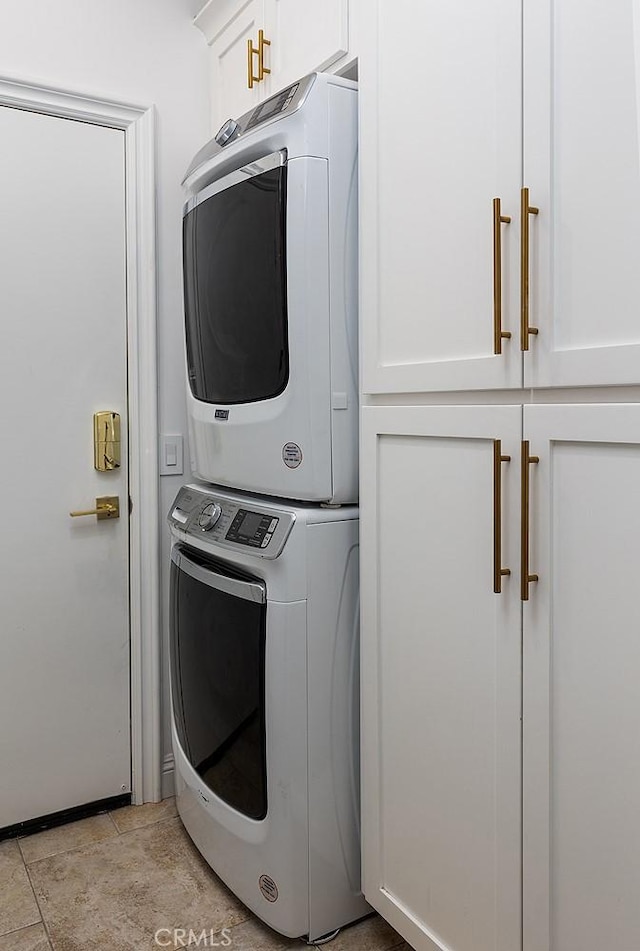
[360,404,522,951]
[0,106,131,828]
[522,404,640,951]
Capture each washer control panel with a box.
[244,82,300,132]
[225,509,279,549]
[168,486,294,559]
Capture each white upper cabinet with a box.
[263,0,348,93]
[523,0,640,387]
[361,0,640,395]
[195,0,352,133]
[200,0,263,131]
[360,0,523,394]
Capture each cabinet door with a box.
[523,2,640,386]
[206,0,263,132]
[361,405,522,951]
[522,404,640,951]
[360,2,522,394]
[263,0,348,93]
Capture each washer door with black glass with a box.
[183,150,288,406]
[170,545,267,820]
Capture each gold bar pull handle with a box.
[493,199,512,355]
[247,37,260,89]
[520,187,539,350]
[258,29,271,80]
[520,441,539,601]
[493,440,511,593]
[70,496,120,520]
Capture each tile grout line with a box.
[9,837,44,938]
[20,811,179,867]
[15,835,28,867]
[108,811,181,839]
[108,806,179,836]
[11,811,260,951]
[17,814,120,867]
[0,921,44,941]
[22,862,54,951]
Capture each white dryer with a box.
[168,484,369,941]
[181,73,358,504]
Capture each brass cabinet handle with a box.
[258,29,271,80]
[520,187,539,350]
[70,496,120,520]
[247,37,260,89]
[520,441,539,601]
[493,198,512,355]
[493,440,511,593]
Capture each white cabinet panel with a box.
[205,0,262,131]
[360,1,522,394]
[524,0,640,386]
[522,404,640,951]
[361,405,522,951]
[198,0,350,133]
[264,0,348,93]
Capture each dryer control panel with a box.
[168,485,295,559]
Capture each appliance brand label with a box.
[282,442,303,469]
[215,409,229,420]
[259,874,279,903]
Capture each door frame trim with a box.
[0,75,161,804]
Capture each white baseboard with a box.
[162,753,175,800]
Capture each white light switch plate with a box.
[159,434,184,476]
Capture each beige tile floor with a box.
[0,801,409,951]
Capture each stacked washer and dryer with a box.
[167,73,368,943]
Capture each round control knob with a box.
[214,118,240,147]
[198,502,222,531]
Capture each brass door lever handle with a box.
[70,496,120,520]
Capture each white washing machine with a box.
[181,72,358,504]
[168,484,370,941]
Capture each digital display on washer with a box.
[245,83,299,130]
[226,509,279,548]
[236,512,263,538]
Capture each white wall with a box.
[0,0,210,793]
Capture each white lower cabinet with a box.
[361,402,640,951]
[360,404,523,951]
[522,403,640,951]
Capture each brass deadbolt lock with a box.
[94,411,121,471]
